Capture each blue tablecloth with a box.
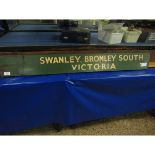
[0,32,154,47]
[0,69,155,134]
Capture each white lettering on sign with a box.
[40,56,81,64]
[71,63,116,71]
[119,54,144,61]
[84,55,116,62]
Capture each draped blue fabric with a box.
[0,69,155,134]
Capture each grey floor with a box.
[16,112,155,135]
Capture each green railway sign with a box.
[0,52,150,77]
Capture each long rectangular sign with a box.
[0,52,150,76]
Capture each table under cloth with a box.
[0,69,155,134]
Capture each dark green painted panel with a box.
[0,52,150,77]
[0,55,23,76]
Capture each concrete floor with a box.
[16,112,155,135]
